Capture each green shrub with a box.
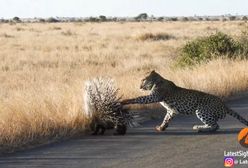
[238,30,248,57]
[177,32,240,67]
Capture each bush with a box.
[170,17,178,21]
[135,13,148,21]
[99,15,107,22]
[137,32,175,41]
[39,18,46,23]
[47,17,59,23]
[229,16,236,21]
[157,17,164,21]
[13,17,21,23]
[88,17,100,22]
[0,19,8,23]
[177,32,240,67]
[238,30,248,56]
[182,17,189,21]
[242,16,248,21]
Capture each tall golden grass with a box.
[0,21,248,153]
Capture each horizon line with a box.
[1,13,248,20]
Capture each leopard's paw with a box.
[155,125,166,132]
[193,125,200,130]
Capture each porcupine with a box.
[84,77,139,135]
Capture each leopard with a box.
[121,70,248,132]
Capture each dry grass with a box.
[166,59,248,97]
[136,32,175,41]
[0,21,248,153]
[0,88,88,153]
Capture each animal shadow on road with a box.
[127,128,242,136]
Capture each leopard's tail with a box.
[227,109,248,126]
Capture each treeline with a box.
[1,13,248,23]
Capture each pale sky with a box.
[0,0,247,18]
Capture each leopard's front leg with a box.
[156,110,177,132]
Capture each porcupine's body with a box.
[89,107,128,135]
[84,77,137,135]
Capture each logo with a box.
[238,128,248,148]
[224,157,234,167]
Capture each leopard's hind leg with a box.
[193,109,219,132]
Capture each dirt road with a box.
[1,95,248,168]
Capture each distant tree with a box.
[135,13,148,21]
[99,15,107,22]
[229,16,236,21]
[89,17,100,22]
[242,16,248,21]
[13,16,20,22]
[0,19,8,23]
[170,17,178,21]
[157,17,164,22]
[47,17,59,23]
[39,18,46,23]
[76,18,84,22]
[182,17,189,21]
[205,17,210,21]
[222,18,227,22]
[112,17,117,22]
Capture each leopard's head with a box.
[140,70,163,91]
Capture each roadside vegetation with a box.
[177,31,248,67]
[0,21,248,153]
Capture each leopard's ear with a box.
[145,70,156,76]
[151,70,156,74]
